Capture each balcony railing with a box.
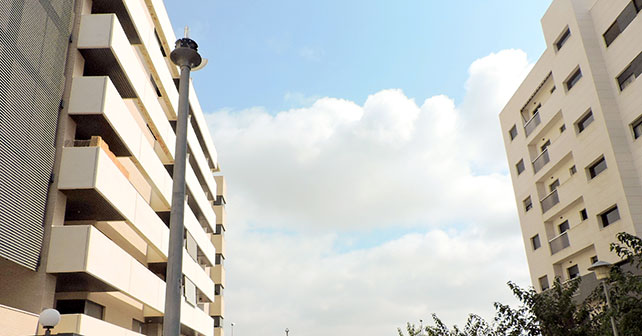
[540,189,559,213]
[549,231,570,255]
[524,111,541,137]
[532,148,550,173]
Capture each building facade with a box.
[500,0,642,292]
[0,0,227,335]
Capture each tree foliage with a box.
[398,232,642,336]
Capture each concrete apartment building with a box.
[500,0,642,292]
[0,0,227,335]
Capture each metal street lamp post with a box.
[588,260,619,336]
[162,27,203,336]
[285,327,289,336]
[231,322,235,336]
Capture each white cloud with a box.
[206,49,533,335]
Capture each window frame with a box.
[531,234,541,250]
[631,115,642,139]
[587,156,607,179]
[558,220,570,234]
[516,159,525,175]
[509,125,518,141]
[580,208,588,221]
[599,205,621,228]
[555,27,571,51]
[567,264,580,280]
[524,196,533,212]
[565,67,583,91]
[539,275,550,291]
[576,109,594,133]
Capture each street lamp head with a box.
[589,260,613,281]
[39,309,60,328]
[170,27,202,69]
[231,322,235,326]
[285,328,289,332]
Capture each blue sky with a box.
[166,0,551,113]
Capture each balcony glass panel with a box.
[549,231,570,255]
[540,189,559,213]
[524,111,541,137]
[532,148,550,173]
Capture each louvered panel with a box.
[0,0,73,270]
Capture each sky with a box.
[164,1,553,335]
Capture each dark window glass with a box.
[570,165,577,175]
[539,275,550,291]
[636,0,642,11]
[604,2,639,47]
[214,316,223,328]
[568,264,580,279]
[524,196,533,212]
[215,224,226,235]
[565,68,582,90]
[549,179,560,192]
[531,234,541,250]
[132,319,144,333]
[215,253,225,266]
[559,220,570,233]
[618,52,642,91]
[577,111,594,133]
[541,140,551,152]
[632,117,642,139]
[56,300,104,320]
[588,157,607,178]
[509,125,518,140]
[560,124,566,133]
[555,28,571,50]
[215,284,224,296]
[516,159,525,175]
[580,208,588,221]
[600,206,620,227]
[591,255,599,264]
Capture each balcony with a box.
[549,231,570,255]
[46,314,142,336]
[540,189,559,213]
[524,111,541,137]
[47,226,214,336]
[68,76,173,210]
[57,144,169,261]
[47,225,165,313]
[76,13,175,161]
[532,148,550,173]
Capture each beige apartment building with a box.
[0,0,227,335]
[500,0,642,292]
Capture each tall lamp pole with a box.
[163,27,203,336]
[589,260,619,336]
[285,328,289,336]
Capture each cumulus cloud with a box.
[205,49,533,335]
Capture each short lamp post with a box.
[38,309,60,336]
[588,260,619,336]
[285,327,289,336]
[231,322,235,336]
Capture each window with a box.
[184,277,197,306]
[216,224,226,235]
[539,275,550,291]
[617,51,642,90]
[185,231,198,262]
[558,220,570,233]
[600,206,620,227]
[560,124,566,133]
[591,255,599,264]
[214,316,223,328]
[576,110,594,133]
[565,68,583,91]
[132,319,144,333]
[549,179,560,192]
[524,196,533,212]
[603,2,640,47]
[541,140,551,152]
[215,284,224,296]
[555,27,571,51]
[588,156,607,179]
[632,116,642,139]
[56,300,104,320]
[567,264,580,279]
[531,234,541,250]
[570,165,577,175]
[551,86,556,93]
[580,208,588,221]
[509,125,518,140]
[215,253,225,266]
[516,159,525,175]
